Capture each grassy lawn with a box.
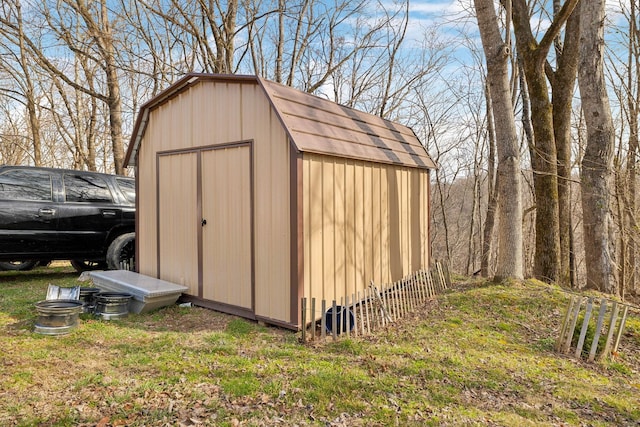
[1,266,639,426]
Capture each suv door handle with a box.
[102,210,117,217]
[38,208,56,216]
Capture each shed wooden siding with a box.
[302,153,430,308]
[135,80,291,323]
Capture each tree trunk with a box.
[626,0,639,296]
[275,0,284,83]
[551,6,580,287]
[578,0,618,295]
[520,59,561,284]
[512,0,579,283]
[474,0,523,280]
[481,82,498,277]
[16,2,41,166]
[466,164,480,275]
[614,155,627,298]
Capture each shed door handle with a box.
[201,219,207,226]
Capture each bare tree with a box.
[0,1,43,165]
[511,0,579,283]
[550,3,581,287]
[63,0,125,173]
[578,0,618,294]
[607,0,640,298]
[137,0,240,74]
[474,0,524,280]
[0,105,30,165]
[0,1,127,173]
[480,80,498,277]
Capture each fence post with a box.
[401,279,409,315]
[409,275,417,311]
[563,297,583,354]
[588,299,608,362]
[418,270,426,303]
[392,281,400,320]
[364,289,371,334]
[358,291,365,335]
[436,262,447,290]
[599,301,619,361]
[556,296,577,352]
[612,305,630,356]
[389,284,396,320]
[343,296,350,338]
[351,293,358,337]
[442,260,452,288]
[611,305,629,355]
[574,297,594,358]
[431,269,441,293]
[310,297,316,341]
[430,269,437,295]
[332,300,338,340]
[425,270,434,298]
[381,283,390,324]
[301,297,307,342]
[321,299,327,339]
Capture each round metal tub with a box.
[34,299,84,335]
[94,292,132,320]
[79,287,101,313]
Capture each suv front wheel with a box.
[70,259,108,272]
[107,232,136,270]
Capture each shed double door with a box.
[158,144,253,311]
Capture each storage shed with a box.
[124,73,437,329]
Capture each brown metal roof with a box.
[258,79,436,169]
[125,73,436,169]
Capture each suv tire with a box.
[107,232,136,270]
[70,259,108,272]
[0,260,40,271]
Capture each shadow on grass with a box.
[0,266,78,283]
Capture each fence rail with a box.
[556,295,630,362]
[300,261,451,342]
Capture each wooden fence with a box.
[556,295,631,362]
[300,261,452,342]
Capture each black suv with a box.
[0,165,135,272]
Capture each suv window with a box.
[64,173,113,203]
[116,177,136,203]
[0,169,52,201]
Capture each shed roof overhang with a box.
[124,73,437,170]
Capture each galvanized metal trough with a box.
[89,270,187,314]
[34,299,84,335]
[94,292,132,320]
